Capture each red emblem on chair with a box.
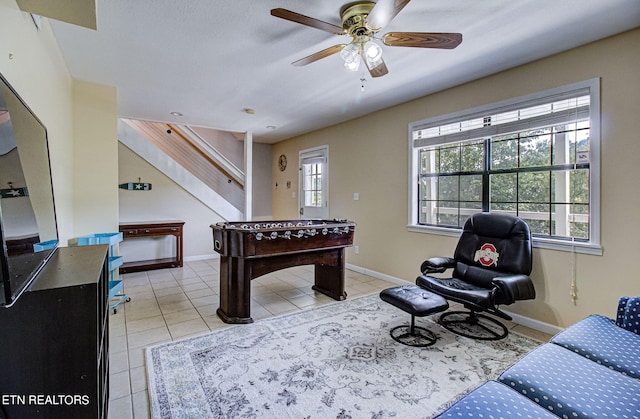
[475,243,499,267]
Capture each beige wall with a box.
[273,28,640,328]
[252,142,273,219]
[1,0,118,244]
[73,80,119,235]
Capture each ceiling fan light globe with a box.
[340,43,360,63]
[364,47,383,69]
[344,56,361,71]
[364,40,383,61]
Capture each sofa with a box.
[436,297,640,418]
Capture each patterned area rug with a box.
[146,293,541,419]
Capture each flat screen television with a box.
[0,73,58,307]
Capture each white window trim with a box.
[407,78,602,255]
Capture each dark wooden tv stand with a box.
[119,220,184,273]
[0,245,110,418]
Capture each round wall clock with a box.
[278,154,287,171]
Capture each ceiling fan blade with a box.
[366,0,412,30]
[366,58,389,78]
[292,44,346,67]
[382,32,462,49]
[271,8,345,35]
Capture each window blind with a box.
[412,89,591,148]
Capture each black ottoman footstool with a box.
[380,285,449,347]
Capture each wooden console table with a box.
[119,220,184,273]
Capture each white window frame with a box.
[407,78,602,255]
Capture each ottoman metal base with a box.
[389,316,438,347]
[380,285,449,347]
[439,310,509,340]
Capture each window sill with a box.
[406,224,603,256]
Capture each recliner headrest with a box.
[454,213,533,275]
[465,212,528,238]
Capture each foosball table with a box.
[211,219,356,324]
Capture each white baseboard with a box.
[346,263,564,335]
[501,309,564,336]
[346,263,410,286]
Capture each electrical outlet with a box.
[354,245,360,254]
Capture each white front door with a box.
[299,146,329,219]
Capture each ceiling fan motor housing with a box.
[340,1,377,37]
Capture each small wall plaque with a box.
[0,187,28,198]
[119,178,152,191]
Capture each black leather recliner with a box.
[416,212,535,340]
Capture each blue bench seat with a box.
[550,313,640,380]
[498,343,640,418]
[435,380,557,418]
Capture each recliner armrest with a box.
[492,274,535,304]
[420,257,456,274]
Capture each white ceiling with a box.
[50,0,640,144]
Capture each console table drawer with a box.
[126,226,181,236]
[121,228,138,237]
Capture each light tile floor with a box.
[107,259,551,419]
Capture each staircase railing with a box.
[118,119,244,221]
[169,124,245,189]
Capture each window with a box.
[408,79,601,255]
[302,162,323,207]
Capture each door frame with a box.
[298,145,329,219]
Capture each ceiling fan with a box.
[271,0,462,78]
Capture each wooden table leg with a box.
[312,248,347,301]
[217,256,253,324]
